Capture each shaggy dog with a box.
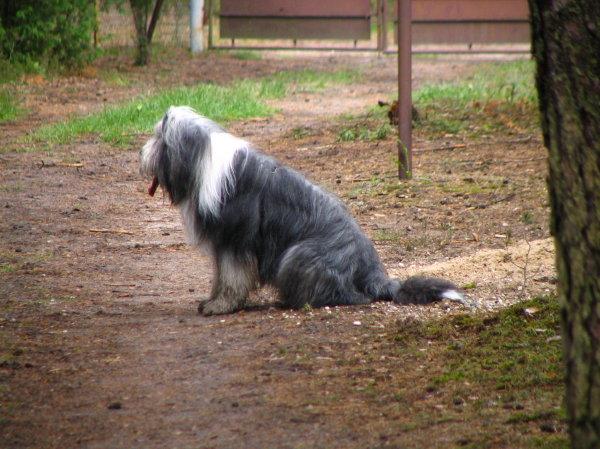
[140,106,463,315]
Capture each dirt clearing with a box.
[1,51,560,448]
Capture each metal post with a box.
[381,0,388,52]
[190,0,205,54]
[397,0,412,179]
[207,0,213,50]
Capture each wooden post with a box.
[377,0,388,52]
[207,0,213,50]
[397,0,412,179]
[377,0,383,51]
[381,0,388,52]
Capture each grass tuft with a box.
[29,69,359,147]
[0,88,21,123]
[414,60,538,137]
[356,60,538,139]
[414,60,537,107]
[386,295,566,446]
[230,50,262,61]
[396,295,563,391]
[338,123,392,142]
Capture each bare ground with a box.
[0,50,556,448]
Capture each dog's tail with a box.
[368,276,464,305]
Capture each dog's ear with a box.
[157,139,192,205]
[161,109,170,135]
[157,110,206,205]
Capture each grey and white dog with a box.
[140,106,463,315]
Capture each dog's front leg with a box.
[199,253,257,316]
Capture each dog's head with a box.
[140,106,221,205]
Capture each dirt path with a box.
[0,53,553,448]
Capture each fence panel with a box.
[97,1,189,49]
[393,0,529,48]
[217,0,372,43]
[96,0,530,53]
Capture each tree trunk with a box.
[146,0,165,44]
[528,1,600,448]
[130,0,149,65]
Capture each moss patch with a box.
[257,296,566,448]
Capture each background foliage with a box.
[0,0,96,69]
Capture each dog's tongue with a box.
[148,176,159,196]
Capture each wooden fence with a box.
[210,0,530,52]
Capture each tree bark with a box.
[528,1,600,447]
[146,0,165,44]
[130,0,149,65]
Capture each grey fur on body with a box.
[140,106,463,315]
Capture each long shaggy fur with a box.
[140,106,463,315]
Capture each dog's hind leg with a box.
[276,242,371,309]
[199,252,258,316]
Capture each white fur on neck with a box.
[197,131,248,217]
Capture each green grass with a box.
[385,295,567,447]
[354,60,538,138]
[413,60,538,137]
[0,57,45,123]
[334,61,537,143]
[337,123,392,142]
[31,81,273,146]
[0,57,44,84]
[29,69,359,147]
[414,60,537,106]
[0,262,17,274]
[0,87,21,123]
[373,228,404,243]
[397,295,563,391]
[271,69,358,93]
[230,50,262,61]
[262,294,566,447]
[521,210,535,224]
[99,69,132,87]
[289,126,311,140]
[0,250,53,276]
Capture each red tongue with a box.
[148,177,159,196]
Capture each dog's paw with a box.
[199,297,241,316]
[197,298,209,314]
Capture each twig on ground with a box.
[509,240,532,299]
[89,228,134,235]
[38,160,84,169]
[349,174,398,183]
[467,193,516,210]
[413,144,466,153]
[413,136,539,155]
[296,144,335,152]
[498,156,547,163]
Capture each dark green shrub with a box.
[0,0,96,69]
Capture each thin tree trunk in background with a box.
[93,0,100,48]
[528,1,600,447]
[146,0,165,44]
[130,0,149,65]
